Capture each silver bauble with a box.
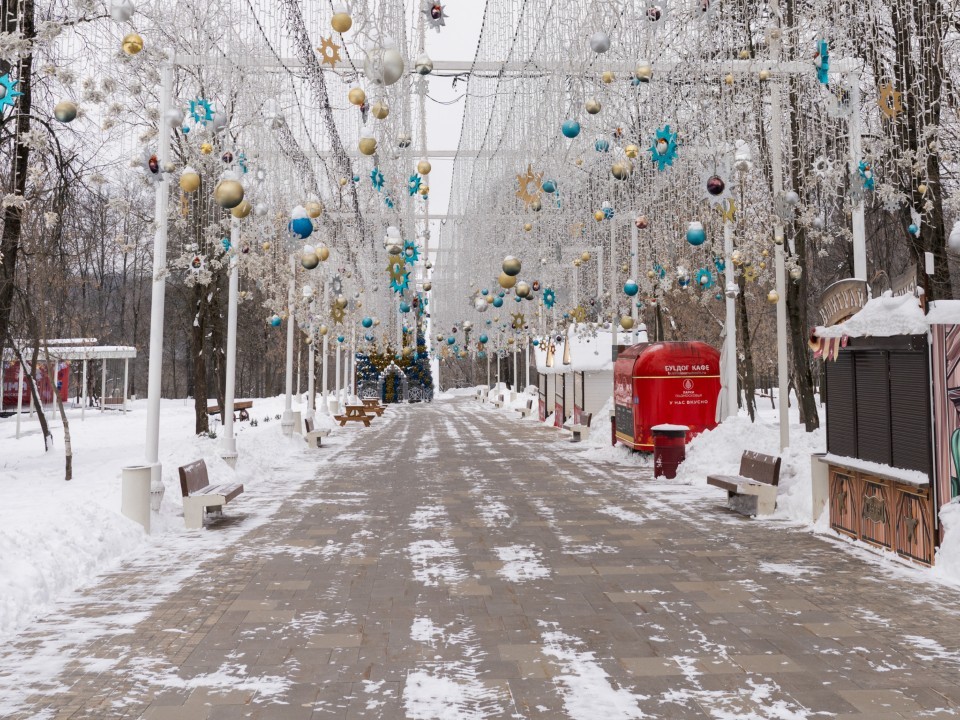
[590,31,611,53]
[502,256,522,276]
[110,0,135,22]
[415,54,434,75]
[363,46,405,86]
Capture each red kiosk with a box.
[613,341,721,451]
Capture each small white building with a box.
[533,324,647,426]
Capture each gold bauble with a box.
[301,251,320,270]
[179,171,201,193]
[620,316,634,330]
[358,137,377,156]
[348,87,366,106]
[502,256,522,276]
[121,32,144,55]
[767,290,780,304]
[214,179,244,209]
[54,101,78,123]
[419,185,429,196]
[305,201,323,218]
[486,296,494,304]
[635,62,653,81]
[498,272,517,289]
[335,294,348,309]
[918,183,928,195]
[759,69,771,81]
[594,210,605,222]
[423,281,432,291]
[339,177,349,186]
[724,73,734,86]
[516,281,531,298]
[759,262,767,269]
[647,270,655,279]
[331,12,353,33]
[611,161,631,180]
[621,263,629,272]
[523,223,533,232]
[738,49,751,59]
[371,100,389,119]
[602,71,615,84]
[319,325,329,336]
[507,338,515,345]
[231,199,252,218]
[200,143,213,155]
[581,251,591,262]
[317,245,330,261]
[402,346,414,359]
[531,197,542,212]
[262,242,271,251]
[624,144,639,159]
[574,258,582,267]
[417,159,432,175]
[585,98,601,114]
[575,158,583,166]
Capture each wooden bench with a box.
[304,418,331,448]
[206,400,253,421]
[361,398,386,416]
[102,396,125,410]
[178,459,244,529]
[334,404,372,427]
[492,394,507,409]
[707,450,782,516]
[515,399,534,418]
[564,412,593,442]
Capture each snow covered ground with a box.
[0,394,351,641]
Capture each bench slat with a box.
[178,459,210,497]
[738,451,781,486]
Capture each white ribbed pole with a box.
[723,219,738,420]
[219,219,240,467]
[848,76,867,282]
[281,254,296,436]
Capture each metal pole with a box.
[281,254,296,435]
[610,221,618,354]
[81,358,87,422]
[848,75,867,282]
[512,347,518,392]
[306,301,316,421]
[145,61,173,484]
[630,221,639,343]
[525,338,530,390]
[219,219,240,467]
[335,340,341,407]
[322,275,329,410]
[122,358,129,415]
[723,219,738,420]
[100,359,106,413]
[769,20,790,451]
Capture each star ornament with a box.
[0,73,23,111]
[317,36,342,67]
[422,1,448,31]
[516,164,544,208]
[878,82,902,120]
[649,125,679,171]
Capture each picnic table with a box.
[335,404,373,427]
[361,398,386,416]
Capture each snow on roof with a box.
[533,324,648,374]
[925,300,960,326]
[815,292,928,338]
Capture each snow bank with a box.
[0,395,353,641]
[935,501,960,582]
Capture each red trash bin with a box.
[652,424,689,479]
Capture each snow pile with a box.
[925,299,960,326]
[816,292,927,338]
[935,501,960,582]
[579,396,652,468]
[671,412,825,523]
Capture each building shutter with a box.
[854,350,892,466]
[889,350,932,477]
[826,351,857,458]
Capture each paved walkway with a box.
[4,399,960,719]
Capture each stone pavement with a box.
[4,398,960,719]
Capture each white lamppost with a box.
[303,284,316,422]
[281,252,296,436]
[219,217,241,467]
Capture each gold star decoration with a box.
[878,82,902,120]
[317,36,342,67]
[331,305,345,324]
[570,306,587,323]
[718,198,737,222]
[568,222,585,237]
[515,164,544,208]
[387,257,405,281]
[511,312,525,330]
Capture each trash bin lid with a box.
[651,423,689,437]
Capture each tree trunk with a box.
[192,284,209,435]
[0,0,35,351]
[735,275,757,422]
[45,345,71,480]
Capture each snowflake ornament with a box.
[422,1,448,31]
[649,125,678,171]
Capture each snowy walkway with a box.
[4,398,960,719]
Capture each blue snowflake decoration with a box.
[408,173,422,196]
[713,256,725,274]
[653,263,666,279]
[858,161,875,191]
[816,40,829,85]
[237,152,249,173]
[695,268,715,290]
[403,240,420,265]
[649,125,679,171]
[602,206,615,220]
[189,98,214,126]
[542,287,557,309]
[371,167,385,192]
[390,272,410,294]
[384,196,395,209]
[0,74,23,112]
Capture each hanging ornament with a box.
[302,245,320,270]
[878,82,902,120]
[269,314,282,327]
[415,54,434,75]
[53,100,78,123]
[288,206,314,239]
[562,120,581,138]
[767,290,780,304]
[858,161,875,191]
[594,138,611,153]
[370,167,385,191]
[623,280,639,296]
[305,201,323,218]
[815,39,829,84]
[408,173,423,196]
[620,316,634,330]
[179,167,200,192]
[316,36,342,67]
[515,165,543,208]
[371,99,389,119]
[686,221,706,246]
[542,287,557,308]
[422,1,448,31]
[585,98,602,114]
[358,128,377,156]
[331,5,353,33]
[231,199,252,219]
[695,268,714,289]
[635,60,653,82]
[541,179,557,194]
[635,214,649,229]
[214,179,244,209]
[109,0,135,22]
[348,87,366,106]
[649,125,679,170]
[121,32,143,55]
[364,42,405,86]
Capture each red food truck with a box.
[613,341,721,451]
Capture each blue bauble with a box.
[478,351,486,359]
[481,288,489,296]
[542,180,557,194]
[364,333,374,341]
[562,120,581,138]
[498,290,505,297]
[288,217,313,239]
[479,334,488,343]
[361,316,373,328]
[337,335,345,343]
[446,336,456,345]
[532,339,540,346]
[486,319,492,325]
[399,301,411,313]
[269,315,281,327]
[686,223,706,246]
[908,223,919,236]
[623,281,639,297]
[595,138,610,153]
[493,297,503,308]
[515,296,522,303]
